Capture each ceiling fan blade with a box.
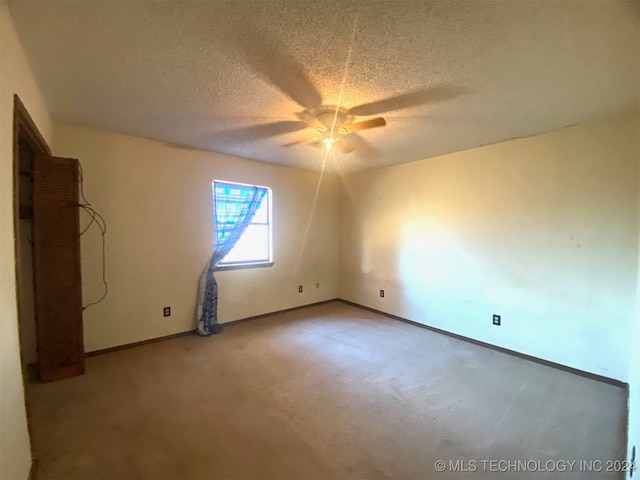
[348,85,469,116]
[337,139,355,154]
[217,121,307,141]
[339,117,387,134]
[227,24,323,110]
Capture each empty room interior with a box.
[1,1,640,479]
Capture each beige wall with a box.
[53,125,339,352]
[339,114,639,382]
[0,2,53,479]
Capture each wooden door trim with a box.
[13,95,50,157]
[12,95,51,356]
[12,94,52,474]
[12,95,52,367]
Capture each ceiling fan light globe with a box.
[323,138,336,150]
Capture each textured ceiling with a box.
[8,0,640,174]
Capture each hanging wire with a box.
[76,160,108,310]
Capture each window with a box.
[213,180,272,269]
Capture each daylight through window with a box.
[213,180,272,267]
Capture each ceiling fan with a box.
[282,106,387,154]
[219,86,466,157]
[215,24,467,157]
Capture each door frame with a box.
[12,94,51,373]
[13,95,50,157]
[12,95,51,477]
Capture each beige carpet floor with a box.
[27,301,627,479]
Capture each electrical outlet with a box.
[316,282,320,289]
[380,289,385,298]
[492,314,501,326]
[298,285,303,293]
[163,306,171,317]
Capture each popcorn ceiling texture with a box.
[7,0,639,173]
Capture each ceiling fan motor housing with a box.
[301,106,353,132]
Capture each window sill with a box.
[214,261,274,272]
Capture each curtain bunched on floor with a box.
[196,183,268,336]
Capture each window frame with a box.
[212,180,274,271]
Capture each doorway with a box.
[13,94,85,384]
[13,95,50,382]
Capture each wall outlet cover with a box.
[492,314,501,326]
[163,306,171,317]
[380,289,385,298]
[298,285,303,293]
